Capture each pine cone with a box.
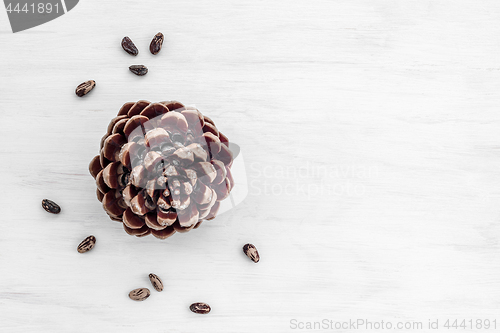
[89,100,234,239]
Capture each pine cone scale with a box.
[151,226,176,239]
[123,208,146,229]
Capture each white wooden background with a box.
[1,1,500,332]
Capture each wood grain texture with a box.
[1,0,500,332]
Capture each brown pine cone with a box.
[89,100,233,239]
